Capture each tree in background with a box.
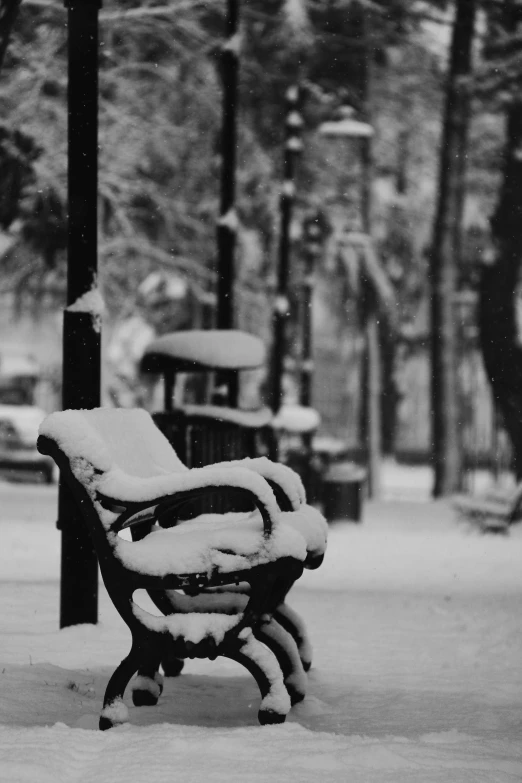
[430,0,477,496]
[479,0,522,479]
[0,1,425,315]
[0,0,20,70]
[1,1,234,317]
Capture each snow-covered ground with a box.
[0,475,521,782]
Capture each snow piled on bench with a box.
[142,329,266,370]
[97,465,281,523]
[238,629,291,715]
[178,404,273,428]
[39,408,284,524]
[115,511,307,576]
[40,407,186,478]
[39,408,321,534]
[132,602,244,644]
[280,505,328,558]
[271,404,321,434]
[222,456,306,510]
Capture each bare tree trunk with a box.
[430,0,476,496]
[0,0,20,71]
[480,101,522,480]
[360,139,382,500]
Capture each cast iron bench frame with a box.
[37,409,324,729]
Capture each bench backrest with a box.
[39,407,187,479]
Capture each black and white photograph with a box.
[0,0,521,779]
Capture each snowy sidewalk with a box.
[0,484,521,781]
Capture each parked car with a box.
[0,355,56,483]
[0,402,56,483]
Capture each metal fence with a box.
[313,340,508,474]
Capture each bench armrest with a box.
[97,465,281,538]
[210,457,305,512]
[101,485,270,535]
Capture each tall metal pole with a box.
[270,85,303,412]
[300,213,323,408]
[215,0,240,407]
[58,0,101,628]
[299,211,322,496]
[216,0,239,332]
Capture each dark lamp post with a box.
[300,212,328,409]
[297,211,327,497]
[58,0,102,628]
[215,0,240,407]
[216,0,240,337]
[271,85,303,414]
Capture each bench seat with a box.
[115,511,307,578]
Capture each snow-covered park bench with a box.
[140,330,277,471]
[37,407,327,729]
[140,329,324,503]
[453,483,522,533]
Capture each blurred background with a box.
[0,0,518,500]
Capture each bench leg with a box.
[274,603,313,672]
[100,636,162,729]
[255,618,307,705]
[132,654,165,707]
[100,643,143,730]
[224,632,291,725]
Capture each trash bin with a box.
[322,462,366,523]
